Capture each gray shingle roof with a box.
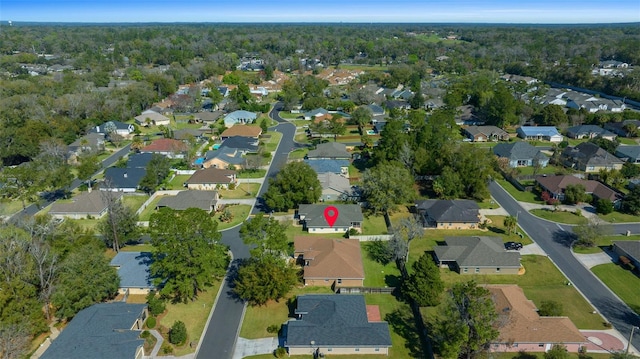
[434,236,521,268]
[286,295,392,348]
[220,136,259,152]
[307,142,350,159]
[615,145,640,161]
[416,199,480,223]
[298,204,363,228]
[49,191,122,216]
[493,142,548,162]
[110,252,154,290]
[103,167,146,190]
[304,159,349,174]
[566,125,616,139]
[41,303,146,359]
[127,153,154,168]
[562,142,625,167]
[156,190,217,211]
[613,241,640,262]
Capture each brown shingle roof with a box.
[294,237,364,280]
[220,125,262,138]
[536,175,619,202]
[185,168,236,185]
[141,138,187,153]
[486,285,585,344]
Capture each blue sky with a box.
[2,0,639,23]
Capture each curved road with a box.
[490,181,640,351]
[196,103,295,359]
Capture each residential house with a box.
[566,125,617,141]
[373,121,387,134]
[612,241,640,270]
[173,129,207,142]
[487,285,585,352]
[140,138,188,159]
[41,303,148,359]
[193,110,224,123]
[156,190,219,212]
[224,110,257,127]
[366,104,385,117]
[566,97,610,113]
[318,173,352,202]
[604,120,640,138]
[455,105,482,125]
[383,100,410,111]
[433,236,521,275]
[134,110,170,127]
[92,120,135,138]
[294,237,365,287]
[615,145,640,164]
[68,132,105,158]
[464,126,509,142]
[218,86,230,97]
[102,168,146,192]
[303,108,329,121]
[109,252,155,295]
[517,126,563,143]
[219,136,259,153]
[285,295,392,356]
[49,191,123,219]
[304,159,350,176]
[536,175,622,206]
[307,142,351,160]
[185,168,237,190]
[220,125,262,139]
[561,142,625,172]
[415,199,481,229]
[500,74,539,85]
[297,204,363,233]
[201,147,246,170]
[127,153,154,169]
[493,142,549,168]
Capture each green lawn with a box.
[485,215,532,244]
[619,137,639,145]
[262,130,282,152]
[0,199,27,216]
[360,242,402,287]
[122,195,148,212]
[516,165,566,176]
[598,211,640,223]
[68,218,101,232]
[477,198,500,209]
[213,204,251,230]
[573,234,640,254]
[158,281,223,356]
[338,64,389,71]
[237,169,266,178]
[362,214,389,235]
[288,148,308,159]
[592,263,640,315]
[495,178,542,204]
[277,111,300,119]
[138,196,164,221]
[165,174,191,190]
[294,133,310,143]
[219,183,260,199]
[285,224,346,241]
[529,208,588,224]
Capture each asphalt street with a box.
[196,103,295,359]
[490,181,640,351]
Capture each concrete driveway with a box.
[232,337,279,359]
[574,251,616,269]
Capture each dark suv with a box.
[505,241,523,251]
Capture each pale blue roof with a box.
[304,159,349,174]
[517,126,561,137]
[110,251,155,290]
[224,110,257,125]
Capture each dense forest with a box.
[0,23,639,166]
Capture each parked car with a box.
[505,241,523,250]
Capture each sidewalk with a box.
[232,337,279,359]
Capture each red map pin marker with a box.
[324,206,339,227]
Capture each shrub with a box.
[162,342,174,354]
[146,291,166,316]
[275,347,287,358]
[538,300,563,316]
[347,228,359,237]
[595,198,614,215]
[266,324,279,334]
[574,209,582,217]
[228,182,236,190]
[169,321,187,345]
[146,317,156,329]
[140,330,151,339]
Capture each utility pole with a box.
[627,326,639,355]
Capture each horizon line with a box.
[1,20,639,25]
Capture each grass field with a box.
[214,204,251,230]
[122,195,148,212]
[360,242,402,287]
[165,174,191,190]
[573,235,640,254]
[237,169,266,178]
[529,208,588,224]
[598,211,640,223]
[219,183,260,199]
[0,199,27,216]
[158,281,223,356]
[495,178,542,204]
[288,148,308,159]
[263,131,282,152]
[138,196,164,221]
[592,263,640,315]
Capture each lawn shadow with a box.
[385,274,402,288]
[488,226,506,235]
[385,306,424,358]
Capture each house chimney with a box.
[123,172,128,178]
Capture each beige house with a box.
[294,236,365,288]
[184,168,237,190]
[415,199,481,229]
[135,110,170,126]
[487,285,585,352]
[433,236,522,275]
[49,191,123,219]
[285,295,392,356]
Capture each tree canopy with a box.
[401,253,444,307]
[263,161,322,212]
[239,213,290,259]
[361,161,415,214]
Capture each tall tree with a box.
[233,256,297,306]
[573,219,610,248]
[563,184,587,205]
[97,191,138,252]
[263,161,322,212]
[76,154,101,189]
[401,252,444,307]
[351,106,373,130]
[503,215,517,235]
[239,213,289,259]
[150,208,229,303]
[361,161,415,215]
[622,185,640,215]
[433,280,499,359]
[139,154,171,194]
